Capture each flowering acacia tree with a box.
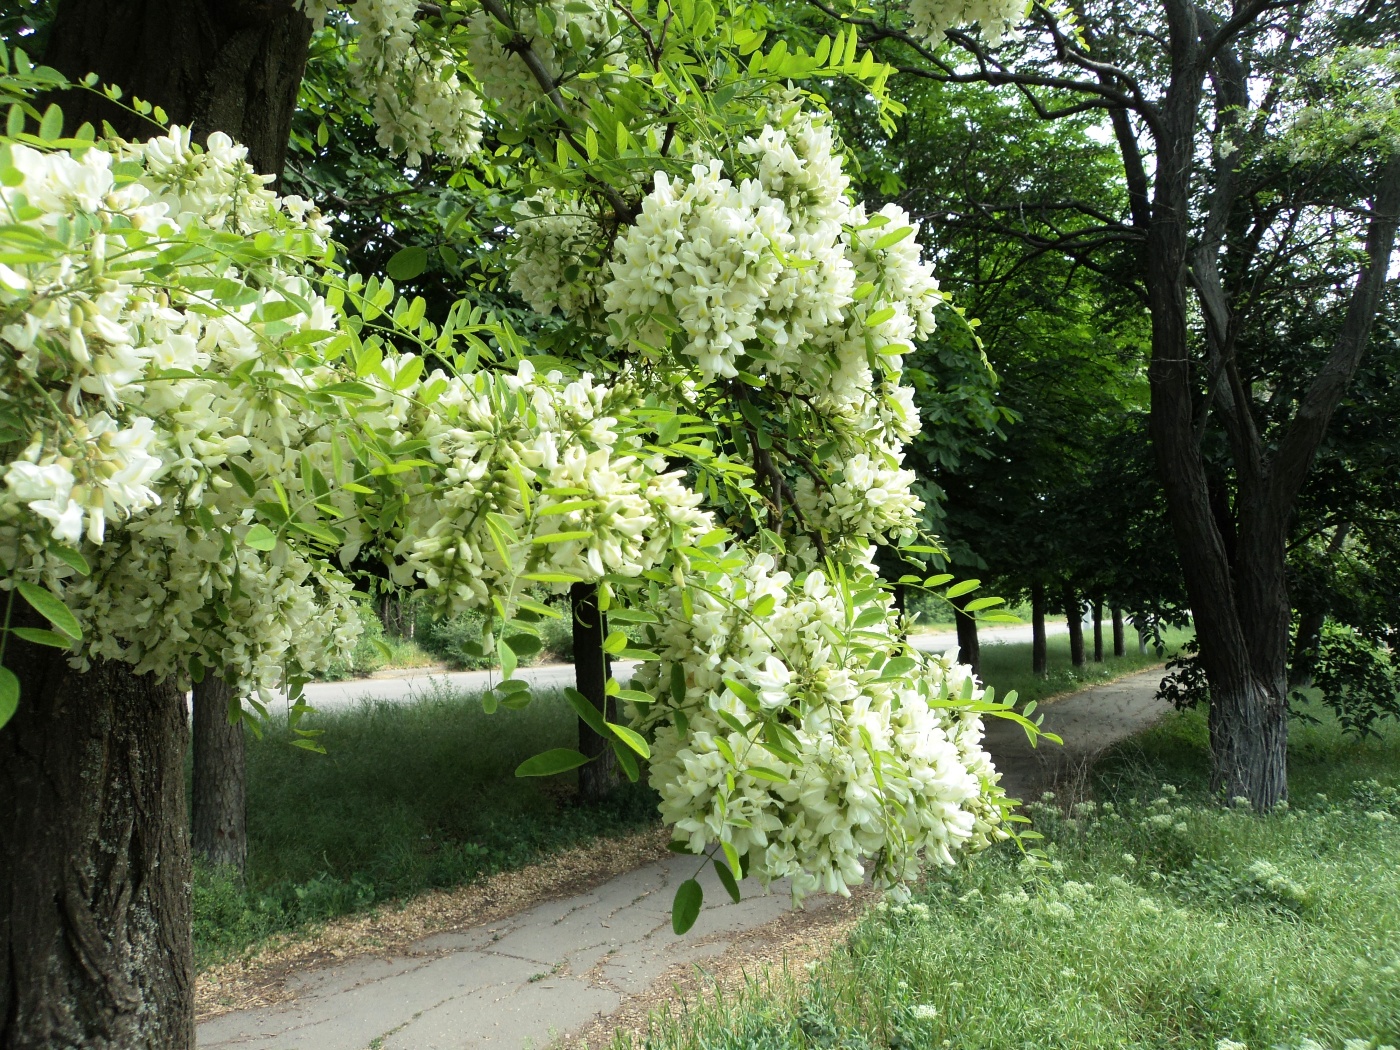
[790,0,1400,809]
[0,0,1053,1042]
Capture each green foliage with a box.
[1161,628,1400,739]
[1308,623,1399,738]
[622,703,1400,1050]
[191,686,658,969]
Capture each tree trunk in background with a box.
[1288,609,1327,690]
[1288,525,1347,689]
[1111,607,1126,658]
[572,583,618,802]
[44,0,312,183]
[1092,601,1104,662]
[1137,619,1149,655]
[191,676,247,873]
[1031,582,1047,677]
[1062,583,1085,668]
[952,593,980,676]
[0,632,192,1050]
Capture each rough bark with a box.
[1141,9,1400,810]
[571,583,618,802]
[43,0,313,182]
[191,675,247,873]
[1092,600,1104,662]
[0,634,192,1050]
[952,593,980,675]
[1031,582,1048,677]
[1062,582,1085,668]
[1111,607,1126,658]
[15,7,316,1046]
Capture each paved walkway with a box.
[197,664,1166,1050]
[295,621,1070,711]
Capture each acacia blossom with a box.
[630,550,1005,900]
[904,0,1026,46]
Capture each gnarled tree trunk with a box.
[13,5,318,1046]
[191,675,247,873]
[0,637,191,1050]
[1111,607,1126,658]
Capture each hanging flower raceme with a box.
[628,548,1007,901]
[466,0,620,118]
[904,0,1026,46]
[298,0,486,165]
[0,125,718,708]
[0,127,364,701]
[601,108,941,398]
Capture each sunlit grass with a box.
[624,703,1400,1050]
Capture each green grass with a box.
[624,704,1400,1050]
[193,685,658,970]
[974,624,1194,707]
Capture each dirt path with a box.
[196,666,1170,1050]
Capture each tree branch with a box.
[1267,153,1400,514]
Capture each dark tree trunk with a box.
[1288,608,1327,690]
[1092,600,1104,662]
[0,636,192,1050]
[44,0,313,181]
[1111,607,1126,658]
[1062,582,1085,668]
[952,594,980,676]
[191,675,247,873]
[571,583,617,802]
[1139,5,1400,809]
[20,7,317,1046]
[1031,582,1047,677]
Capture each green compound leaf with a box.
[606,721,650,759]
[672,878,703,935]
[244,524,277,551]
[10,627,73,649]
[515,748,590,777]
[386,245,427,281]
[16,582,80,640]
[0,666,17,729]
[714,858,741,904]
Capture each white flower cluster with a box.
[0,128,362,698]
[506,190,603,317]
[605,110,942,396]
[596,106,938,546]
[629,551,1004,900]
[396,361,715,611]
[793,451,922,541]
[1279,47,1400,165]
[467,0,617,116]
[904,0,1025,46]
[345,0,485,165]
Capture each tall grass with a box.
[624,703,1400,1050]
[193,685,658,969]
